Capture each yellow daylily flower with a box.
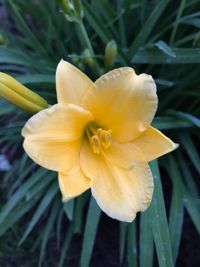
[22,59,178,222]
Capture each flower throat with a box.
[86,123,112,154]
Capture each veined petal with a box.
[102,140,145,169]
[80,141,154,222]
[56,59,93,105]
[23,139,81,172]
[22,103,93,141]
[59,169,91,201]
[22,103,93,172]
[82,67,157,142]
[134,126,179,162]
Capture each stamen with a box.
[97,128,112,150]
[86,123,112,154]
[90,135,101,154]
[97,128,104,140]
[102,130,112,150]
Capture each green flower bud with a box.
[82,48,95,69]
[104,40,118,70]
[72,0,84,19]
[58,0,72,16]
[0,34,5,45]
[71,54,79,65]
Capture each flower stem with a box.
[76,20,101,75]
[78,20,94,56]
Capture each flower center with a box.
[86,123,112,154]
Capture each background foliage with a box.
[0,0,200,266]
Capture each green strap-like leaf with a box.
[140,210,154,267]
[133,48,200,64]
[39,198,61,267]
[63,199,75,221]
[58,223,74,267]
[80,197,101,267]
[179,133,200,175]
[168,155,184,264]
[154,41,176,58]
[0,168,49,225]
[119,222,128,264]
[184,190,200,235]
[19,181,59,245]
[128,0,169,57]
[127,221,137,267]
[150,160,173,267]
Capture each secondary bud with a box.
[82,48,95,69]
[73,0,84,19]
[104,40,118,70]
[0,34,5,45]
[58,0,72,16]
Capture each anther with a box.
[97,128,112,150]
[90,135,101,154]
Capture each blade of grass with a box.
[149,160,173,267]
[177,152,199,198]
[184,190,200,235]
[153,116,193,130]
[58,223,74,267]
[140,211,154,267]
[128,0,169,57]
[0,199,38,236]
[179,133,200,174]
[73,192,90,234]
[168,155,184,264]
[63,199,74,221]
[0,168,49,225]
[127,221,137,267]
[170,0,186,44]
[154,41,176,58]
[80,197,101,267]
[19,181,59,245]
[16,74,55,85]
[132,48,200,64]
[119,222,127,264]
[6,0,50,60]
[39,198,61,267]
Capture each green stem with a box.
[78,20,95,56]
[76,19,101,75]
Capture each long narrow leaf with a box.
[150,160,173,267]
[80,197,101,267]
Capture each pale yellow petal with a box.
[102,140,145,169]
[22,103,93,141]
[56,59,93,105]
[23,139,81,172]
[80,141,154,222]
[59,169,91,201]
[134,126,179,162]
[22,103,93,172]
[82,67,157,142]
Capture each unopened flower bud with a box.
[82,48,96,69]
[0,73,49,113]
[104,40,118,70]
[72,0,84,19]
[71,54,79,65]
[0,34,5,45]
[58,0,71,16]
